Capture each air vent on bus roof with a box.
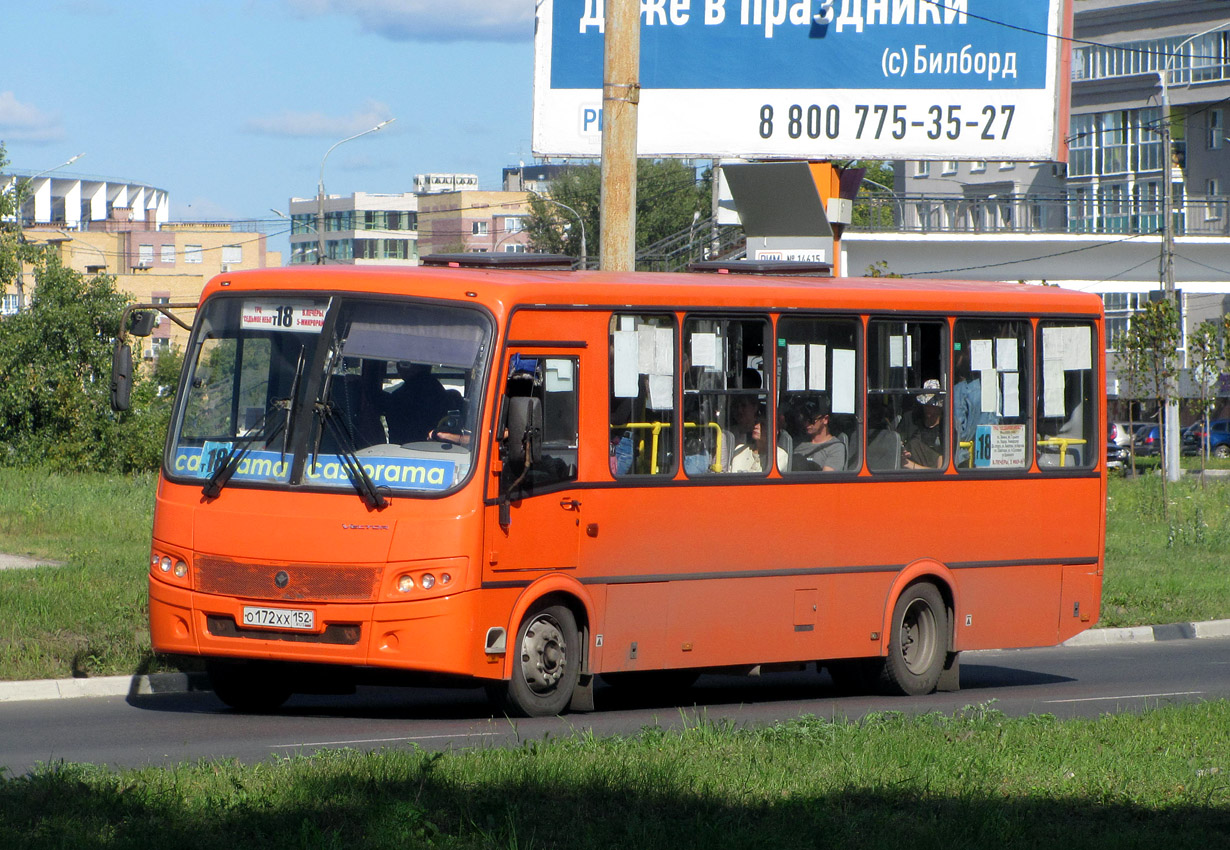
[420,253,575,270]
[687,260,833,277]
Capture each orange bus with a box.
[116,256,1105,716]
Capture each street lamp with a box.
[10,152,85,311]
[316,119,395,264]
[1159,23,1229,482]
[533,194,587,269]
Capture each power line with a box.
[900,228,1157,277]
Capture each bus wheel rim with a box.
[899,599,938,675]
[520,614,567,694]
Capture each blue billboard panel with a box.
[534,0,1071,160]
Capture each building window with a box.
[942,161,958,175]
[160,244,176,264]
[184,245,203,264]
[1,294,19,315]
[1209,109,1224,150]
[1100,111,1129,174]
[504,216,524,233]
[138,244,154,266]
[1206,179,1222,221]
[472,221,489,236]
[915,161,930,177]
[970,161,987,173]
[503,243,527,253]
[998,161,1016,171]
[222,246,242,266]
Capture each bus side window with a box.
[954,320,1030,470]
[505,354,579,492]
[1036,321,1096,469]
[682,316,772,475]
[776,317,860,473]
[609,314,677,477]
[867,320,948,472]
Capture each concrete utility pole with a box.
[1158,22,1229,482]
[599,0,640,272]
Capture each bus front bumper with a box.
[149,577,491,678]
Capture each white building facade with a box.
[287,192,419,265]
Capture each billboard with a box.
[533,0,1072,161]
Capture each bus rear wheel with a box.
[493,603,581,717]
[879,582,948,696]
[207,660,292,713]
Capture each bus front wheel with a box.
[493,603,581,717]
[880,582,948,696]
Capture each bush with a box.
[0,257,178,472]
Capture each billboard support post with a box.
[599,0,639,272]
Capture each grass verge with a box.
[1,703,1227,849]
[0,467,1226,681]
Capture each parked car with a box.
[1110,421,1150,449]
[1106,422,1128,469]
[1133,423,1164,456]
[1184,419,1230,459]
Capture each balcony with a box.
[849,194,1230,238]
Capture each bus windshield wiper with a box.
[313,400,389,510]
[201,403,288,499]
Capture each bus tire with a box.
[207,660,292,713]
[497,603,581,717]
[879,582,948,696]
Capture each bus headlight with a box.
[397,575,416,593]
[160,556,172,573]
[420,573,436,590]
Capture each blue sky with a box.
[1,1,535,225]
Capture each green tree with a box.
[1120,298,1182,512]
[525,160,710,267]
[0,255,177,472]
[1,142,53,308]
[847,160,897,229]
[1185,315,1230,482]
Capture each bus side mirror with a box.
[110,343,133,412]
[127,310,157,337]
[505,395,543,467]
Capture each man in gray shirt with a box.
[791,396,847,472]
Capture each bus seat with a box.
[867,428,902,470]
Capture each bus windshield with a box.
[167,294,492,497]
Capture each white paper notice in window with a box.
[613,330,639,398]
[970,339,994,372]
[808,344,827,391]
[787,344,806,391]
[691,332,718,369]
[832,349,856,414]
[996,338,1018,372]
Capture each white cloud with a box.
[0,91,65,143]
[244,100,395,139]
[284,0,533,42]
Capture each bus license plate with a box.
[242,606,315,631]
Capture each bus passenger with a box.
[901,379,945,470]
[791,396,847,472]
[730,418,788,473]
[384,361,451,444]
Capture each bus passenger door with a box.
[485,353,583,576]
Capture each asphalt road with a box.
[2,637,1227,777]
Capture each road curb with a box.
[1,622,1227,704]
[0,672,208,705]
[1062,618,1230,646]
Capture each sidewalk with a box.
[1,619,1227,705]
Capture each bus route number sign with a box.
[240,300,326,334]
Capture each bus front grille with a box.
[195,556,382,603]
